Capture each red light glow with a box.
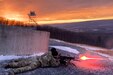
[80,55,103,61]
[71,53,105,70]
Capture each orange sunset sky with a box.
[0,0,113,25]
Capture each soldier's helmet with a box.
[50,48,58,57]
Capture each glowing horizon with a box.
[37,17,113,25]
[2,16,113,25]
[1,0,113,25]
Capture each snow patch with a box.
[0,55,22,61]
[51,39,113,61]
[0,53,44,61]
[75,44,106,51]
[96,52,113,61]
[30,53,45,57]
[50,46,79,54]
[52,39,63,43]
[51,39,107,51]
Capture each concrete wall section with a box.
[0,25,50,55]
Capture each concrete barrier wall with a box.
[0,25,50,55]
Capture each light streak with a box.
[80,56,104,60]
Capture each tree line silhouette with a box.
[36,25,113,49]
[0,17,29,26]
[1,17,113,49]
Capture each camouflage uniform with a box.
[4,51,60,74]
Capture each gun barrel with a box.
[60,56,80,61]
[60,56,74,60]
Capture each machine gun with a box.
[50,47,80,65]
[59,55,80,65]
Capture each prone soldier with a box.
[3,48,76,74]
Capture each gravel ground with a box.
[18,64,92,75]
[0,39,113,75]
[18,60,113,75]
[17,39,113,75]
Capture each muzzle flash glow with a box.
[80,56,103,60]
[80,56,88,60]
